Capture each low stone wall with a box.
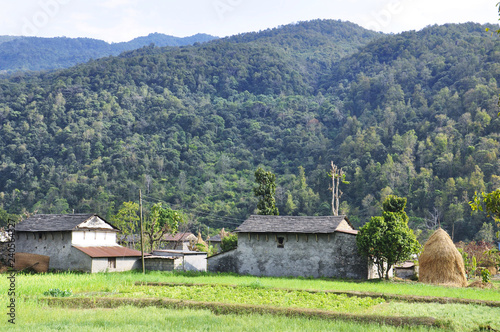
[144,257,175,271]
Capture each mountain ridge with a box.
[0,20,498,242]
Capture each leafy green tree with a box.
[356,195,420,279]
[110,201,139,247]
[253,167,279,215]
[144,203,183,251]
[470,189,500,237]
[221,233,238,252]
[470,190,500,223]
[0,208,19,228]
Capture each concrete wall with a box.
[72,230,117,246]
[91,257,141,273]
[16,231,91,271]
[183,254,207,272]
[208,232,368,279]
[151,250,207,272]
[144,257,176,271]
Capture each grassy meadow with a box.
[1,271,499,331]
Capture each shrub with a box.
[43,288,72,297]
[480,268,491,283]
[221,233,238,252]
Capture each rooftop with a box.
[236,215,355,234]
[73,246,145,258]
[15,214,118,232]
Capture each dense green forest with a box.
[0,19,499,242]
[0,33,217,73]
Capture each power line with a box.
[141,195,246,226]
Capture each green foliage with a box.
[145,203,183,251]
[110,201,139,245]
[480,268,491,283]
[0,207,19,228]
[470,190,500,225]
[136,284,384,312]
[253,168,279,215]
[195,243,217,257]
[0,21,499,243]
[220,233,238,252]
[43,288,72,297]
[459,248,478,279]
[356,195,420,279]
[0,34,217,73]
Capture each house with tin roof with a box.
[15,214,143,273]
[208,215,372,279]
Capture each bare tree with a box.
[329,162,347,216]
[425,207,441,230]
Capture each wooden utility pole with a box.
[139,189,145,274]
[329,161,345,216]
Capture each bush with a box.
[480,268,491,283]
[43,288,72,297]
[456,241,498,270]
[221,234,238,252]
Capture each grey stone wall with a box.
[16,231,91,271]
[144,258,176,271]
[208,232,368,279]
[208,249,239,273]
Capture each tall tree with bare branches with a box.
[329,162,347,216]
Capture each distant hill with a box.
[0,33,218,73]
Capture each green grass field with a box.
[1,271,499,331]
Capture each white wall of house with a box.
[90,257,141,273]
[71,230,117,247]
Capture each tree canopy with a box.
[254,168,279,215]
[356,195,420,279]
[0,21,498,241]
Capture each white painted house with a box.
[15,214,143,273]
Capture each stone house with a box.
[160,232,197,250]
[208,215,370,279]
[15,214,143,273]
[207,234,222,252]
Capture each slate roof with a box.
[73,246,144,258]
[235,215,354,234]
[162,232,196,242]
[207,234,222,242]
[15,214,118,232]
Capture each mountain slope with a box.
[0,21,498,242]
[0,33,218,73]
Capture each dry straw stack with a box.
[419,228,468,287]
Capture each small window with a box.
[108,257,116,269]
[277,237,285,248]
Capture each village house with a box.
[160,232,197,250]
[208,215,373,279]
[15,214,143,273]
[206,234,223,252]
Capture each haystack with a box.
[188,232,208,251]
[419,228,467,287]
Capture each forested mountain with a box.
[0,33,217,73]
[0,20,498,242]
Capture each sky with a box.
[0,0,499,43]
